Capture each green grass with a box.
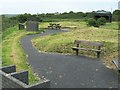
[32,21,118,68]
[2,26,42,84]
[100,22,118,30]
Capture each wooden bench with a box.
[72,40,103,58]
[112,59,120,72]
[48,23,61,29]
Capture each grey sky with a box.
[0,0,119,14]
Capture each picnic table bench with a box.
[112,59,120,72]
[72,40,103,58]
[48,23,61,29]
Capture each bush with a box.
[87,17,107,27]
[97,17,106,25]
[87,18,99,27]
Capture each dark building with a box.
[18,23,25,30]
[93,10,112,22]
[26,21,39,31]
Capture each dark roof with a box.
[94,10,111,14]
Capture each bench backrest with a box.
[74,40,103,47]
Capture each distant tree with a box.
[2,15,17,31]
[77,12,86,17]
[9,16,17,20]
[69,11,74,14]
[113,10,120,15]
[62,12,68,14]
[17,13,32,23]
[17,14,27,23]
[112,10,120,21]
[85,12,94,18]
[46,13,54,17]
[112,10,120,29]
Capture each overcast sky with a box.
[0,0,119,14]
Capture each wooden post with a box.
[97,46,101,58]
[76,44,79,55]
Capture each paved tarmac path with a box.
[20,30,118,88]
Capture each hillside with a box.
[3,14,19,18]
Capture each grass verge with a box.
[2,26,42,84]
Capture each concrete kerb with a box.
[9,70,29,85]
[27,79,50,88]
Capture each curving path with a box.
[20,30,118,88]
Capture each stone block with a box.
[26,21,39,31]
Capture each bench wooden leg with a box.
[97,52,100,58]
[76,50,79,55]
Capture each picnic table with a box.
[48,23,61,29]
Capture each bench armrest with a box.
[112,59,120,72]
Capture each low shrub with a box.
[87,17,107,27]
[97,17,106,25]
[87,18,99,27]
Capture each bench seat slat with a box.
[72,47,101,52]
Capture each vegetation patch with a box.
[87,17,107,27]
